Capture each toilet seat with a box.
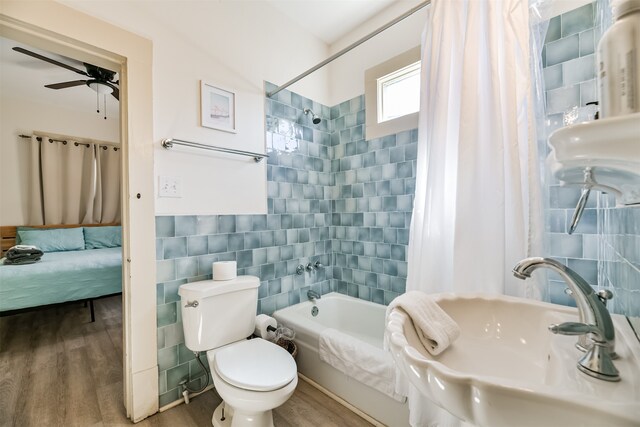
[214,338,296,392]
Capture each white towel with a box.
[386,291,460,356]
[318,328,406,402]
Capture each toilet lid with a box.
[214,339,297,392]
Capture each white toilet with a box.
[179,276,298,427]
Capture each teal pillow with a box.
[15,226,36,244]
[17,227,85,252]
[84,226,122,249]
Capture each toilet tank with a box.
[178,276,260,352]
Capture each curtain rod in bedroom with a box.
[18,132,120,149]
[266,0,431,98]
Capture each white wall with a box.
[0,94,119,226]
[325,0,597,105]
[326,0,428,106]
[61,0,331,216]
[55,0,430,214]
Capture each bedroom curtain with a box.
[400,0,545,425]
[93,144,121,224]
[27,136,121,225]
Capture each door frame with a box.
[0,1,158,421]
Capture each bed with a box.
[0,224,122,321]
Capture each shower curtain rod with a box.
[267,0,431,98]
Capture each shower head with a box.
[303,108,321,125]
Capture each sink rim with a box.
[385,292,640,425]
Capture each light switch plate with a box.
[158,176,182,198]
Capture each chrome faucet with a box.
[513,257,620,382]
[307,290,321,302]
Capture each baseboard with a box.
[298,373,386,427]
[158,384,216,412]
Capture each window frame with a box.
[378,60,421,123]
[365,46,421,140]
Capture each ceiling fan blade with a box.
[44,80,88,90]
[13,47,88,76]
[106,82,119,101]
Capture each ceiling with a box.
[1,1,401,113]
[265,0,397,45]
[0,36,120,117]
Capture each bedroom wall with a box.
[0,95,119,226]
[61,0,331,216]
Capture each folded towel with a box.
[386,291,460,356]
[6,245,43,258]
[4,245,43,264]
[3,256,42,265]
[319,328,406,402]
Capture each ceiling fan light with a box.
[88,81,113,94]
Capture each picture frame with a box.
[200,80,236,133]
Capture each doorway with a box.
[0,1,156,422]
[0,35,124,424]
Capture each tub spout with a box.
[307,290,321,302]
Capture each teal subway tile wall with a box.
[542,2,600,306]
[599,195,640,317]
[329,98,416,305]
[155,83,416,405]
[541,2,640,314]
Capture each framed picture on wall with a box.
[200,81,236,133]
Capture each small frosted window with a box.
[377,61,421,123]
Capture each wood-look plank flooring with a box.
[0,296,373,427]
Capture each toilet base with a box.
[212,402,274,427]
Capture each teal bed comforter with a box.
[0,247,122,312]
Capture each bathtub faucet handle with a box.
[314,261,323,269]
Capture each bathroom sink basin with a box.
[385,294,640,427]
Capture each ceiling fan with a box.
[12,46,119,101]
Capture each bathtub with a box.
[273,292,409,427]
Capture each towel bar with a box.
[161,138,268,162]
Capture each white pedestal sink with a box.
[385,294,640,427]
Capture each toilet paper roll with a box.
[212,261,237,281]
[255,314,277,340]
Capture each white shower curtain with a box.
[408,0,544,298]
[28,136,121,225]
[401,0,544,425]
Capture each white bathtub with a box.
[273,292,409,427]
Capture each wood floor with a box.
[0,296,373,427]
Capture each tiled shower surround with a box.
[599,195,640,316]
[154,85,416,405]
[542,2,600,305]
[541,2,640,315]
